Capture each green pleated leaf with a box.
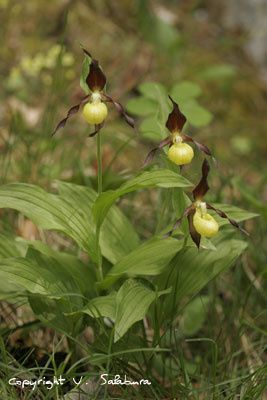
[0,234,22,260]
[175,238,247,301]
[159,238,247,319]
[101,210,140,264]
[100,237,182,289]
[80,292,117,320]
[57,181,140,264]
[0,182,140,265]
[80,279,170,342]
[27,249,86,334]
[93,169,192,230]
[0,250,83,302]
[0,183,98,261]
[0,246,94,333]
[23,240,96,296]
[0,257,52,299]
[114,279,168,342]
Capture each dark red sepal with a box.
[82,48,106,92]
[206,204,249,236]
[192,159,210,200]
[86,59,107,92]
[182,134,212,157]
[88,123,104,137]
[165,96,187,133]
[187,209,201,248]
[52,95,90,136]
[102,94,135,129]
[143,137,172,166]
[165,205,194,237]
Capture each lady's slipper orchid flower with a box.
[144,96,212,166]
[167,159,248,248]
[52,48,135,137]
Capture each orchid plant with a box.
[52,48,135,281]
[0,47,256,398]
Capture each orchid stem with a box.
[96,131,103,282]
[97,131,103,194]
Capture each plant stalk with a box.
[97,131,103,194]
[96,131,103,281]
